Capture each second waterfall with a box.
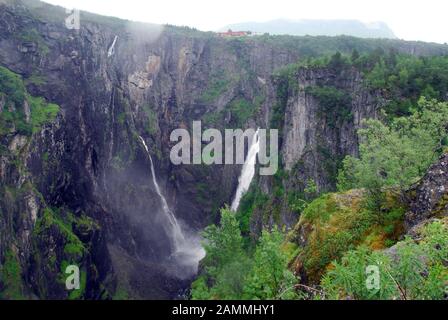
[139,136,205,276]
[231,129,260,211]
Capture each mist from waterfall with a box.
[139,136,205,278]
[231,129,260,211]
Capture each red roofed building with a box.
[217,29,252,37]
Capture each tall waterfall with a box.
[107,35,118,57]
[139,137,205,276]
[139,137,185,251]
[231,129,260,211]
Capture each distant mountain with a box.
[221,19,397,39]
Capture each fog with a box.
[42,0,447,44]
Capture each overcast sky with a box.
[42,0,447,43]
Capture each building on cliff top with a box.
[217,29,252,37]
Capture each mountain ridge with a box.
[221,19,397,39]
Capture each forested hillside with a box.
[191,50,448,300]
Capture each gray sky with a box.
[43,0,447,43]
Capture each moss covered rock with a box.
[289,189,407,283]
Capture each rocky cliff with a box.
[1,0,448,299]
[288,152,448,287]
[406,152,448,230]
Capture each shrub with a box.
[338,98,448,202]
[321,220,448,300]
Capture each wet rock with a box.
[9,134,27,152]
[405,153,448,230]
[18,41,37,53]
[0,94,5,113]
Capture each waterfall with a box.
[139,136,185,252]
[139,137,205,277]
[107,35,118,57]
[231,129,260,211]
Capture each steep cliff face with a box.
[280,66,380,189]
[1,0,448,299]
[0,0,303,299]
[406,152,448,230]
[247,63,383,233]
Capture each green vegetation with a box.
[191,208,299,300]
[288,96,447,297]
[201,72,232,103]
[278,97,448,291]
[338,98,448,206]
[142,104,158,135]
[1,14,447,300]
[117,112,126,125]
[270,73,290,143]
[236,186,269,235]
[243,229,300,300]
[321,219,448,300]
[250,34,448,60]
[18,28,50,56]
[0,66,27,107]
[59,260,87,301]
[191,207,249,300]
[292,189,406,283]
[26,72,47,86]
[200,70,264,128]
[35,208,86,261]
[32,208,92,299]
[165,25,214,38]
[228,97,260,128]
[270,52,353,141]
[194,88,448,300]
[287,179,318,215]
[305,86,352,127]
[278,50,448,120]
[0,66,59,137]
[0,66,29,136]
[359,53,448,118]
[28,96,60,133]
[316,145,344,187]
[0,249,24,300]
[195,182,211,207]
[203,95,263,128]
[315,50,448,118]
[234,172,319,241]
[113,287,130,300]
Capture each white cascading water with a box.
[139,137,205,277]
[231,129,260,211]
[139,137,185,251]
[107,35,118,57]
